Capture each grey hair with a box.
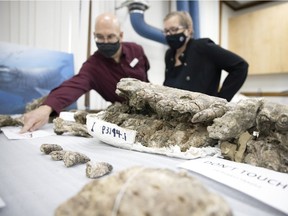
[163,11,194,37]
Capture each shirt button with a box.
[186,76,190,81]
[171,58,173,61]
[184,62,187,66]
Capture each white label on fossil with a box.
[87,117,136,145]
[178,157,288,215]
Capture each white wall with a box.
[1,0,287,110]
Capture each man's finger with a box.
[20,121,35,133]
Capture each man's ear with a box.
[119,31,124,42]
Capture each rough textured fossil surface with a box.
[98,78,288,173]
[53,117,91,137]
[73,110,89,124]
[86,162,113,179]
[39,143,90,167]
[50,150,67,161]
[207,98,262,140]
[116,78,227,121]
[40,144,63,154]
[55,167,232,216]
[103,104,217,151]
[244,137,288,173]
[63,151,91,167]
[0,115,23,127]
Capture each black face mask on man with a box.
[96,41,120,58]
[165,32,187,50]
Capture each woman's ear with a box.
[185,28,192,37]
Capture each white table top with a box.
[0,125,286,216]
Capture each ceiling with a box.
[222,0,272,10]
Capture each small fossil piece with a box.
[63,151,91,167]
[55,167,232,216]
[219,131,252,162]
[50,150,68,161]
[53,117,91,137]
[40,144,63,154]
[86,162,113,178]
[73,110,89,124]
[0,115,23,127]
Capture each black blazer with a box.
[164,38,248,101]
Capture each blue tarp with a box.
[0,42,76,114]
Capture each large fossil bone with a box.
[2,78,284,173]
[55,167,232,216]
[109,78,288,173]
[116,78,227,121]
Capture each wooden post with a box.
[84,0,92,110]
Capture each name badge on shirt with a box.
[130,58,139,68]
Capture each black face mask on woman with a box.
[96,41,120,58]
[165,32,187,50]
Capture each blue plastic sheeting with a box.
[0,42,76,114]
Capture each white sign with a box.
[87,117,136,145]
[1,125,55,140]
[178,157,288,215]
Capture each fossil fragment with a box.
[74,110,89,124]
[0,115,23,127]
[219,131,252,162]
[50,150,68,161]
[53,117,91,137]
[244,137,288,173]
[191,101,231,123]
[256,101,288,135]
[234,131,252,162]
[86,162,113,178]
[55,167,232,216]
[40,143,63,154]
[220,141,238,161]
[63,151,90,167]
[207,98,263,140]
